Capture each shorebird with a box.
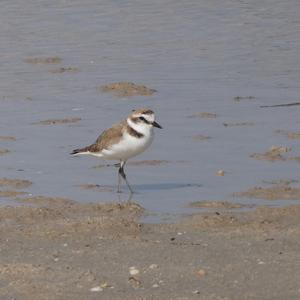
[71,108,162,193]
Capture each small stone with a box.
[90,286,103,292]
[128,276,142,287]
[192,290,200,294]
[152,283,159,288]
[149,264,158,269]
[129,266,140,275]
[196,269,206,277]
[216,170,225,176]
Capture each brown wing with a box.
[71,121,125,154]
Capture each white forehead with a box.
[141,113,155,123]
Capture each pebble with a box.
[129,266,140,275]
[149,264,158,269]
[128,276,141,287]
[152,283,159,288]
[196,269,206,277]
[216,170,225,176]
[90,286,103,292]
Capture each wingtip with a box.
[70,149,80,155]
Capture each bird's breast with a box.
[101,131,153,160]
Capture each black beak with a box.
[152,121,162,129]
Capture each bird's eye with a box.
[139,116,145,121]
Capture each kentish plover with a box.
[71,108,162,193]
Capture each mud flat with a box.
[0,177,32,189]
[187,112,217,119]
[234,184,300,200]
[250,146,291,162]
[24,56,62,64]
[32,118,81,125]
[99,82,156,97]
[188,200,249,209]
[276,130,300,140]
[0,198,299,300]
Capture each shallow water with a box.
[1,0,300,222]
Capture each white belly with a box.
[101,132,154,161]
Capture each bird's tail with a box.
[70,147,90,155]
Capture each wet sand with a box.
[99,82,156,97]
[0,198,299,300]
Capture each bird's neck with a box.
[127,118,152,138]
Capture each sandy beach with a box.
[0,197,299,299]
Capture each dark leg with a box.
[117,161,122,193]
[119,161,133,194]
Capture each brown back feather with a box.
[73,120,125,154]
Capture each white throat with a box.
[127,118,153,137]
